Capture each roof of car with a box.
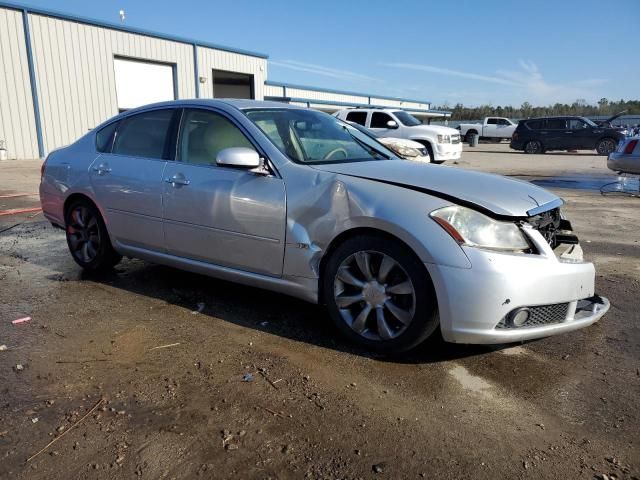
[118,99,307,115]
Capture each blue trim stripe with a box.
[264,96,451,116]
[21,9,44,158]
[1,1,268,59]
[265,80,432,106]
[193,44,200,98]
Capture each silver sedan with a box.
[40,100,609,353]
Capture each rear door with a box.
[540,118,567,149]
[89,108,177,251]
[162,108,286,276]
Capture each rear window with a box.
[345,111,367,126]
[112,109,174,159]
[96,121,118,153]
[526,120,543,130]
[545,119,566,130]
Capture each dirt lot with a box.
[0,144,638,479]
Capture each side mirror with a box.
[216,147,260,169]
[386,120,399,129]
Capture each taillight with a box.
[623,139,638,155]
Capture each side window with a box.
[545,119,567,130]
[496,119,510,126]
[568,119,588,130]
[370,112,393,128]
[112,109,174,159]
[526,120,542,130]
[179,109,255,166]
[345,111,367,126]
[96,121,118,153]
[486,118,498,125]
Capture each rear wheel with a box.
[595,138,617,155]
[323,235,438,354]
[65,199,121,271]
[524,140,543,154]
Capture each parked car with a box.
[510,116,624,155]
[608,137,640,174]
[457,117,517,142]
[345,121,430,162]
[40,100,609,353]
[334,108,461,164]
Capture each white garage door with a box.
[114,57,175,111]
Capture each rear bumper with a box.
[607,152,640,174]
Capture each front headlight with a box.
[392,144,422,158]
[437,134,451,144]
[430,205,530,252]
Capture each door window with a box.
[179,109,255,166]
[370,112,393,128]
[526,120,543,130]
[545,119,567,130]
[345,111,367,126]
[496,119,511,126]
[568,118,588,130]
[96,121,119,153]
[112,109,174,159]
[486,118,498,125]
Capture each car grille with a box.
[451,134,461,144]
[496,303,570,329]
[526,207,561,248]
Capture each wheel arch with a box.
[317,227,430,306]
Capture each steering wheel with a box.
[323,147,348,160]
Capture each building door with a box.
[212,70,254,99]
[113,57,176,112]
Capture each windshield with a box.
[346,121,380,138]
[245,108,397,164]
[393,111,422,127]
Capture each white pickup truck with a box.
[457,117,517,142]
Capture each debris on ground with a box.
[149,342,181,351]
[192,302,205,314]
[11,316,31,324]
[242,373,254,382]
[15,364,24,371]
[0,344,7,351]
[373,463,385,473]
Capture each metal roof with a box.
[266,80,432,106]
[0,1,269,59]
[264,96,450,116]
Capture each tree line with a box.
[435,98,640,121]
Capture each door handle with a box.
[565,131,574,134]
[92,163,111,175]
[165,175,190,186]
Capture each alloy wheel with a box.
[525,141,540,154]
[333,250,416,341]
[597,139,616,155]
[67,206,101,264]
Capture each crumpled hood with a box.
[311,161,561,217]
[378,137,426,150]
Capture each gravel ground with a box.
[0,144,638,479]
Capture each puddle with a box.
[448,365,493,395]
[513,174,637,192]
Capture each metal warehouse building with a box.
[0,2,448,160]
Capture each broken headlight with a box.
[430,205,530,252]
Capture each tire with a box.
[64,198,122,272]
[524,140,543,154]
[414,140,434,163]
[465,130,478,142]
[322,234,439,354]
[595,138,617,155]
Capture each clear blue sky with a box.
[19,0,639,107]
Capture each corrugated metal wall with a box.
[0,7,39,159]
[28,13,196,155]
[197,47,267,100]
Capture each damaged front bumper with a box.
[426,226,610,344]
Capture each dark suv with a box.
[510,116,623,155]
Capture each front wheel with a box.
[524,140,543,154]
[322,235,438,354]
[595,138,617,155]
[65,199,122,272]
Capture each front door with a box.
[567,118,594,149]
[89,108,177,251]
[368,111,398,137]
[162,108,286,277]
